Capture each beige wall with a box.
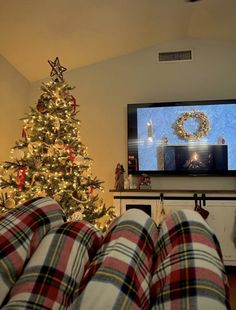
[0,55,30,161]
[27,39,236,205]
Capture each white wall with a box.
[0,55,30,161]
[29,39,236,205]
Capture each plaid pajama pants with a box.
[0,197,65,307]
[2,221,103,310]
[150,209,230,310]
[72,208,159,309]
[0,201,230,309]
[71,209,230,310]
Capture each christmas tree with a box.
[0,57,115,230]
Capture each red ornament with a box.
[16,166,27,191]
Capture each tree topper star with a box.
[48,57,67,81]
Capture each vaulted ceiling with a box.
[0,0,236,81]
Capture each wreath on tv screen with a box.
[174,111,210,141]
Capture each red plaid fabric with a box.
[72,209,159,310]
[0,197,65,307]
[3,220,103,309]
[150,209,230,309]
[1,202,230,310]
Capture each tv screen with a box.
[127,99,236,176]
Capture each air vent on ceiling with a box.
[157,50,193,63]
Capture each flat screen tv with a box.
[127,99,236,176]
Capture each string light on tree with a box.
[0,57,115,230]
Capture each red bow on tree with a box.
[22,126,27,139]
[66,145,75,162]
[70,96,78,114]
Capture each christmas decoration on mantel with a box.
[0,57,115,230]
[174,111,211,141]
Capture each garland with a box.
[174,111,210,141]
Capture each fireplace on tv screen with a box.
[163,145,228,171]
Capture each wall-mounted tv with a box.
[127,99,236,176]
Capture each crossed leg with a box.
[72,209,159,310]
[0,197,65,306]
[150,209,230,310]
